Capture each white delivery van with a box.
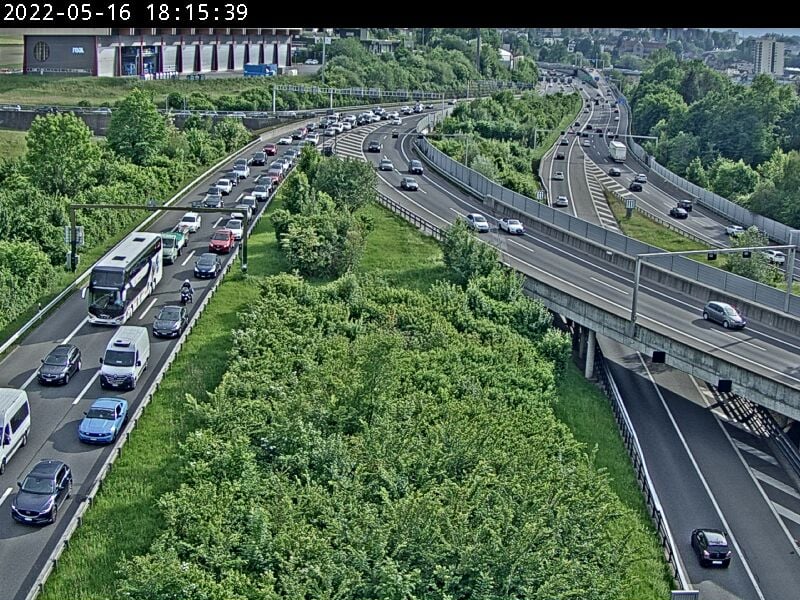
[99,326,150,391]
[0,388,31,475]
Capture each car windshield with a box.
[474,216,487,223]
[158,308,182,321]
[21,475,55,495]
[86,407,116,420]
[255,186,267,192]
[181,216,196,223]
[89,288,122,312]
[227,220,242,228]
[508,220,520,225]
[104,350,135,367]
[721,306,739,316]
[43,354,68,366]
[212,232,230,241]
[207,188,220,195]
[162,237,175,248]
[198,255,216,266]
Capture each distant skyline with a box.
[707,28,800,38]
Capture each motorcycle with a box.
[180,289,193,305]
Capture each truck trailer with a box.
[609,140,627,163]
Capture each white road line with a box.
[20,369,40,391]
[235,192,243,202]
[181,250,196,266]
[138,297,159,320]
[73,371,100,405]
[590,276,629,295]
[774,503,800,526]
[639,355,767,599]
[508,239,529,250]
[717,332,766,352]
[732,439,780,466]
[0,487,12,507]
[61,316,89,345]
[213,217,223,228]
[753,471,800,500]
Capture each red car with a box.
[208,228,235,254]
[263,143,277,156]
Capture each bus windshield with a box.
[89,288,123,314]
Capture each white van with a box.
[99,326,150,391]
[0,388,31,475]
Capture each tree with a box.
[24,112,99,196]
[107,88,169,165]
[655,130,701,174]
[685,157,709,188]
[314,157,377,212]
[440,219,499,284]
[210,117,250,153]
[297,145,322,183]
[725,227,781,285]
[708,157,759,201]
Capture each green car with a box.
[161,232,184,264]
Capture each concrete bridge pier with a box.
[584,328,596,379]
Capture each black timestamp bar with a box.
[1,1,255,25]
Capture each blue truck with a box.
[243,63,276,77]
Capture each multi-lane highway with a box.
[352,107,800,598]
[0,122,311,599]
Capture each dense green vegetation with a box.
[630,54,800,227]
[114,264,668,599]
[0,129,26,159]
[0,87,250,332]
[430,90,580,197]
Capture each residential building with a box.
[754,38,784,76]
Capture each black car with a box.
[11,459,72,525]
[152,305,189,338]
[408,159,424,175]
[691,528,732,568]
[669,207,689,219]
[608,167,621,177]
[400,176,419,191]
[37,344,81,385]
[251,151,266,166]
[629,182,643,192]
[203,196,224,209]
[194,252,222,278]
[367,140,382,153]
[555,152,565,160]
[677,198,694,211]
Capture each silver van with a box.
[0,388,31,475]
[99,326,150,390]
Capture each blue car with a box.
[78,397,128,444]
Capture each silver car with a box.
[702,301,746,329]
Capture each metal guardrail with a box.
[376,193,444,240]
[22,149,290,600]
[592,344,689,591]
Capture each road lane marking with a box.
[138,297,159,320]
[590,277,629,295]
[213,217,223,228]
[639,356,767,599]
[753,471,800,500]
[717,332,766,352]
[61,316,89,345]
[20,369,40,391]
[0,487,12,507]
[774,503,800,526]
[181,250,196,267]
[73,371,100,405]
[732,440,779,466]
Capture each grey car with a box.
[702,301,746,329]
[11,459,72,525]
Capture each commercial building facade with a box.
[23,28,301,77]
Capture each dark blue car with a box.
[78,397,128,444]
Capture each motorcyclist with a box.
[180,279,194,303]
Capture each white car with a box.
[225,218,244,241]
[725,225,745,236]
[554,195,570,208]
[304,58,319,65]
[252,184,270,201]
[764,249,786,265]
[305,133,320,144]
[391,117,402,126]
[278,136,293,145]
[552,171,565,181]
[179,212,202,233]
[498,218,525,235]
[342,121,352,131]
[466,213,490,233]
[232,204,252,219]
[216,178,233,195]
[582,139,591,147]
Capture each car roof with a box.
[697,528,728,543]
[199,252,218,260]
[48,344,76,356]
[29,459,67,477]
[92,397,126,409]
[182,212,199,218]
